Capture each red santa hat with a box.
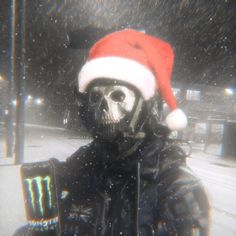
[78,29,187,130]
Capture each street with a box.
[0,125,236,236]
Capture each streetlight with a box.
[12,100,17,106]
[35,98,43,105]
[0,75,5,89]
[25,95,33,105]
[225,88,234,96]
[225,87,236,119]
[27,95,33,101]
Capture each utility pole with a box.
[15,0,26,164]
[6,0,17,158]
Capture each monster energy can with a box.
[21,159,61,234]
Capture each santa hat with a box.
[78,29,187,130]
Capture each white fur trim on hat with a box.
[165,109,187,130]
[78,57,156,100]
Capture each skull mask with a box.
[87,83,137,140]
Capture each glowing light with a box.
[44,176,52,208]
[35,176,44,216]
[225,88,234,95]
[63,118,68,125]
[35,98,43,105]
[12,100,17,106]
[24,176,52,217]
[25,178,35,212]
[27,95,33,100]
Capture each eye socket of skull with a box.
[89,90,103,104]
[110,90,126,102]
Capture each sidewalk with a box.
[190,143,236,168]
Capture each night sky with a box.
[0,0,236,103]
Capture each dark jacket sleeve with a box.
[155,145,210,236]
[59,143,96,201]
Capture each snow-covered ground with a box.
[0,125,91,236]
[0,125,236,236]
[188,151,236,236]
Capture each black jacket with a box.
[61,135,209,236]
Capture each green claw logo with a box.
[24,176,52,216]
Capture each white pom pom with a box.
[165,109,187,130]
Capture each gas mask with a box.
[86,82,143,140]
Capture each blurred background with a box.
[0,0,236,154]
[0,0,236,235]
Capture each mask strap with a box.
[129,97,144,133]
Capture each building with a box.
[172,82,236,155]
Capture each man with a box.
[15,29,209,235]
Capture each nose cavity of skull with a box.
[100,97,109,112]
